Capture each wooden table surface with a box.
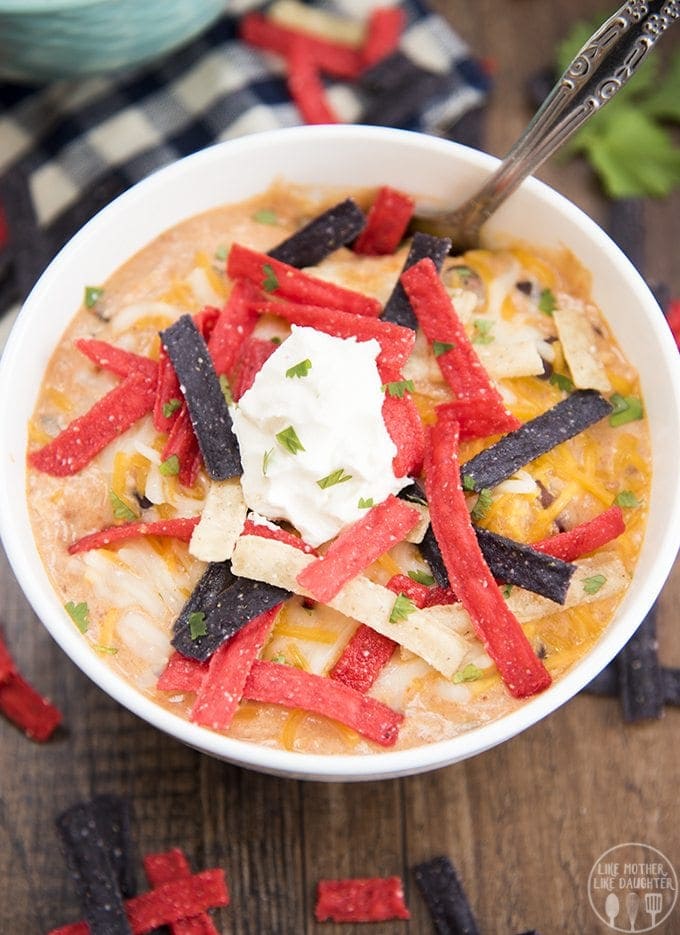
[1,2,679,933]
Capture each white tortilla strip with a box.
[231,535,471,678]
[404,501,430,544]
[554,294,611,393]
[189,478,247,562]
[477,340,545,379]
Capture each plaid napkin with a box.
[0,0,490,347]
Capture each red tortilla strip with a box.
[28,370,156,476]
[329,625,396,694]
[157,653,208,693]
[297,495,420,603]
[0,670,62,741]
[162,407,202,488]
[231,337,277,400]
[68,516,200,554]
[191,605,280,731]
[240,12,363,79]
[228,243,382,317]
[0,634,16,683]
[353,186,414,255]
[243,660,403,746]
[361,7,406,67]
[401,259,519,438]
[153,350,183,433]
[666,298,680,350]
[207,280,260,377]
[255,296,415,373]
[380,365,425,476]
[48,870,229,935]
[425,407,551,699]
[315,876,410,923]
[386,574,457,609]
[144,849,219,935]
[75,338,158,381]
[287,39,339,124]
[241,519,317,555]
[532,505,625,562]
[436,396,514,442]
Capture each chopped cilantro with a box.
[433,340,455,357]
[252,209,279,225]
[95,645,118,656]
[214,244,228,261]
[389,593,417,623]
[358,497,374,509]
[462,474,475,492]
[381,379,415,399]
[219,373,233,405]
[538,288,556,316]
[408,569,435,586]
[550,372,574,393]
[84,286,104,308]
[65,601,90,634]
[609,393,643,427]
[159,454,180,476]
[317,468,352,489]
[286,358,312,379]
[557,20,680,198]
[162,397,181,419]
[262,263,279,293]
[471,318,494,345]
[262,447,274,476]
[189,611,207,640]
[276,425,305,455]
[615,490,641,508]
[109,490,137,522]
[452,264,474,281]
[471,488,493,522]
[452,663,484,684]
[502,583,514,598]
[270,336,282,345]
[583,574,607,595]
[272,653,287,664]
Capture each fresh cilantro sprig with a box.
[109,490,137,522]
[276,425,305,454]
[317,468,352,489]
[556,20,680,198]
[65,601,90,633]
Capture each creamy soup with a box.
[26,183,651,755]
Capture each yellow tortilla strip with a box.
[269,0,365,45]
[554,294,611,393]
[189,478,247,562]
[231,535,471,678]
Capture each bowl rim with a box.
[0,0,107,13]
[2,124,680,781]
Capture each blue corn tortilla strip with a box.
[399,480,428,507]
[160,315,242,480]
[172,561,234,637]
[382,231,452,329]
[413,855,480,935]
[419,523,450,589]
[474,527,576,605]
[460,390,613,492]
[357,51,454,130]
[268,198,366,267]
[663,668,680,706]
[173,574,289,661]
[616,607,665,721]
[56,796,135,935]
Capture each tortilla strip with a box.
[231,535,470,678]
[189,479,247,562]
[554,294,611,393]
[232,536,629,678]
[404,500,430,543]
[476,340,545,379]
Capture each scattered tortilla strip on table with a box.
[554,293,612,394]
[315,876,410,922]
[189,479,248,562]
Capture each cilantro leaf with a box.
[219,374,233,405]
[276,425,305,455]
[472,318,494,345]
[189,611,207,640]
[462,474,475,492]
[615,490,640,508]
[550,372,574,393]
[317,468,352,489]
[583,574,607,595]
[433,340,455,357]
[452,663,484,684]
[162,397,181,419]
[159,454,180,476]
[358,497,374,509]
[262,263,279,293]
[389,593,416,623]
[471,488,493,522]
[214,245,228,261]
[286,358,312,379]
[609,393,643,427]
[84,286,104,308]
[252,209,279,225]
[408,569,435,586]
[109,490,137,522]
[381,379,415,399]
[65,601,90,633]
[262,448,274,476]
[538,288,556,316]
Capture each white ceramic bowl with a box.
[2,125,679,781]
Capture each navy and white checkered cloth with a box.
[0,0,491,346]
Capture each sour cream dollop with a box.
[232,326,408,546]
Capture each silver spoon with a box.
[413,0,679,250]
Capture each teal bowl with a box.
[0,0,227,82]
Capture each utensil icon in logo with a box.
[606,892,620,928]
[626,891,640,931]
[645,892,663,927]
